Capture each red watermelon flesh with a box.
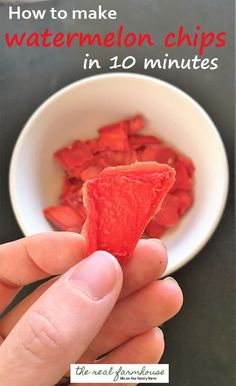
[127,115,145,135]
[154,193,180,228]
[145,218,166,239]
[129,135,161,149]
[54,140,93,178]
[43,205,85,233]
[139,145,176,165]
[170,155,195,192]
[174,190,193,215]
[98,120,130,152]
[83,162,175,264]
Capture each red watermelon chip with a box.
[61,176,83,200]
[174,190,193,215]
[44,205,85,233]
[55,140,93,178]
[139,145,176,165]
[145,218,166,239]
[154,193,180,228]
[171,155,194,192]
[127,115,145,135]
[98,120,130,152]
[83,162,175,264]
[129,135,162,150]
[85,138,104,154]
[80,165,103,182]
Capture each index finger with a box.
[0,232,86,312]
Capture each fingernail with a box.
[68,251,119,300]
[155,327,164,337]
[149,238,167,252]
[164,276,179,286]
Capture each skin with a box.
[0,232,183,386]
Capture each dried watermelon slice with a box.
[104,150,137,166]
[83,162,175,264]
[138,145,176,165]
[174,190,193,215]
[145,218,166,239]
[55,140,93,178]
[129,135,161,149]
[43,205,85,233]
[127,115,145,135]
[80,165,103,181]
[98,120,130,152]
[154,193,180,228]
[170,155,194,192]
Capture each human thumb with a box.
[0,251,123,386]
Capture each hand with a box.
[0,232,183,386]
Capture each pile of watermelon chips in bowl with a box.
[44,114,195,258]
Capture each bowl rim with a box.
[9,72,229,275]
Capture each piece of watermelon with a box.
[61,176,83,200]
[129,135,161,149]
[43,205,85,233]
[80,165,103,182]
[104,150,137,166]
[154,193,180,228]
[98,120,130,152]
[145,218,166,239]
[174,190,193,215]
[127,115,145,135]
[138,145,176,165]
[55,140,93,178]
[84,138,104,154]
[83,162,175,264]
[170,155,193,192]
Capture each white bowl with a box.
[9,73,229,275]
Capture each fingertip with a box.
[154,326,164,339]
[147,238,167,252]
[88,250,123,283]
[153,326,165,348]
[134,238,168,272]
[162,277,184,314]
[143,328,165,362]
[67,250,122,301]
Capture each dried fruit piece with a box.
[44,205,85,233]
[145,218,166,239]
[83,162,175,264]
[62,189,86,217]
[129,135,161,149]
[177,155,195,177]
[80,165,103,182]
[105,150,137,166]
[61,176,83,200]
[174,190,193,215]
[146,190,193,236]
[171,155,193,192]
[61,177,84,211]
[85,138,106,154]
[139,145,175,165]
[154,193,180,228]
[55,140,93,178]
[98,120,129,152]
[128,115,145,135]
